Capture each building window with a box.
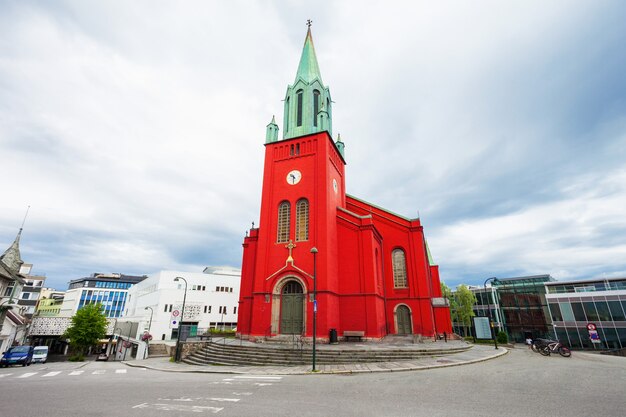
[204,306,208,313]
[295,199,309,241]
[285,97,290,131]
[296,89,303,127]
[277,201,291,243]
[313,90,320,126]
[208,306,212,313]
[233,306,237,314]
[392,249,408,288]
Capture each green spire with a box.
[282,25,332,140]
[265,115,279,143]
[294,27,323,84]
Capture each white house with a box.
[121,267,241,360]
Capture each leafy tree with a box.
[440,282,459,325]
[64,303,107,359]
[455,284,477,336]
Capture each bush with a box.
[496,331,509,344]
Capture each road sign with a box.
[586,323,596,331]
[473,317,491,339]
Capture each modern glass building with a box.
[62,273,147,318]
[492,275,556,343]
[546,277,626,350]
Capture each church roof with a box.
[294,27,323,84]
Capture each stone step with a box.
[183,342,470,366]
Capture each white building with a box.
[121,267,241,360]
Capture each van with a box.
[0,345,34,367]
[32,346,49,364]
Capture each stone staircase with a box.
[182,341,471,366]
[147,343,170,358]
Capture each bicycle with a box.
[533,339,571,357]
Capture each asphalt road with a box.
[0,347,624,417]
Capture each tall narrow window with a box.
[313,90,320,126]
[296,90,303,126]
[392,249,408,288]
[295,199,309,241]
[277,201,291,243]
[285,97,290,131]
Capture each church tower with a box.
[237,25,451,342]
[238,25,346,339]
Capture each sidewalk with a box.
[123,343,508,375]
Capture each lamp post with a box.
[483,277,499,350]
[144,306,154,359]
[173,276,188,362]
[310,247,318,372]
[145,306,154,332]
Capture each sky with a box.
[1,0,625,291]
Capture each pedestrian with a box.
[526,337,532,349]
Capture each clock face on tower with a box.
[286,170,302,185]
[332,178,338,193]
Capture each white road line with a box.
[69,371,84,376]
[42,371,61,377]
[0,374,13,378]
[115,369,127,374]
[132,403,224,413]
[233,376,282,380]
[92,370,105,375]
[232,392,253,396]
[18,372,38,378]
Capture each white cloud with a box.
[1,1,625,289]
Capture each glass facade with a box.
[546,278,626,351]
[492,275,555,343]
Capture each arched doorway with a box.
[396,305,412,335]
[280,281,304,334]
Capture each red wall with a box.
[236,132,451,340]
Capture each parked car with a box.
[96,352,109,361]
[32,346,49,364]
[0,346,34,367]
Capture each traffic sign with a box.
[586,323,596,331]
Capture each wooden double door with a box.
[280,281,304,334]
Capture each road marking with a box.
[18,372,38,378]
[69,371,84,376]
[0,374,13,378]
[253,383,273,386]
[222,378,234,381]
[232,392,253,396]
[132,403,224,413]
[42,371,61,377]
[115,369,127,374]
[158,397,240,403]
[233,376,282,380]
[92,370,105,375]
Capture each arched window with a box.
[296,90,303,127]
[392,249,407,288]
[277,201,291,243]
[313,90,320,127]
[295,199,309,241]
[285,97,290,132]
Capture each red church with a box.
[237,27,452,342]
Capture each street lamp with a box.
[484,277,499,350]
[173,276,188,362]
[310,247,318,372]
[145,306,154,332]
[144,306,154,359]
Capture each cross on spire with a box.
[306,19,312,28]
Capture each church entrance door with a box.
[280,281,304,334]
[396,305,412,335]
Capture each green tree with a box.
[440,282,459,327]
[455,284,477,336]
[64,303,107,359]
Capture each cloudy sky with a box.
[1,1,625,290]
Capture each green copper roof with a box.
[425,239,435,266]
[295,28,323,84]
